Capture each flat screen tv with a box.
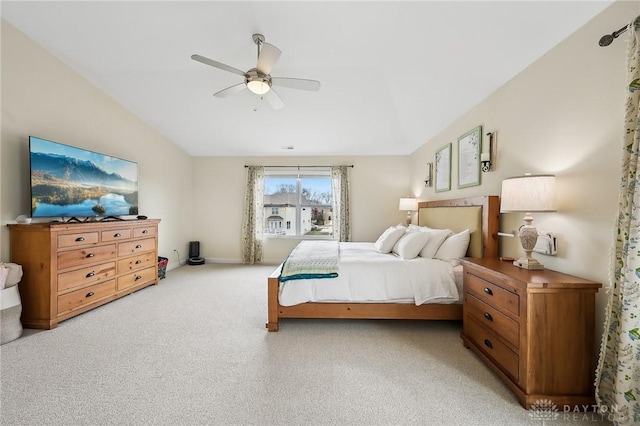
[29,136,138,219]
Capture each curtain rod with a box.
[599,16,639,47]
[244,165,354,168]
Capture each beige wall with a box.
[410,1,640,346]
[0,21,194,268]
[192,156,410,264]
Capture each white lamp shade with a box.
[500,174,557,212]
[399,197,418,211]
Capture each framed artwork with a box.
[435,143,451,192]
[457,126,482,188]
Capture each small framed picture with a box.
[457,126,482,188]
[435,143,451,193]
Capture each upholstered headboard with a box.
[417,196,499,258]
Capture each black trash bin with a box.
[158,256,168,279]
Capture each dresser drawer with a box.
[58,232,99,248]
[466,318,519,382]
[58,244,117,270]
[58,262,117,293]
[465,272,519,317]
[118,252,155,273]
[465,293,519,348]
[133,226,156,238]
[57,279,116,314]
[117,266,156,291]
[101,228,132,242]
[118,238,155,256]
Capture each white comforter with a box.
[278,242,460,307]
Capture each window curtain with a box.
[596,17,640,425]
[241,166,265,264]
[331,166,351,242]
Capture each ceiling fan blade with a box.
[191,54,247,77]
[271,77,321,92]
[214,82,247,98]
[263,89,285,110]
[256,43,281,75]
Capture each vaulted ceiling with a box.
[1,1,613,156]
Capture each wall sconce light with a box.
[481,131,495,172]
[424,162,433,187]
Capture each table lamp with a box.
[399,197,418,226]
[500,174,556,270]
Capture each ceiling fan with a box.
[191,34,320,110]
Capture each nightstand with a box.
[459,257,601,409]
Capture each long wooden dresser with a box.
[8,219,160,329]
[459,257,601,409]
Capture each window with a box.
[263,169,333,237]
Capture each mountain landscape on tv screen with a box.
[31,152,138,217]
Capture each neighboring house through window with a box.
[263,168,333,237]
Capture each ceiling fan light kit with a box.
[191,33,320,109]
[245,69,272,95]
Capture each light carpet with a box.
[0,263,610,425]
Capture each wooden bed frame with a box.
[266,196,499,331]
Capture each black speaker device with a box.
[187,241,205,265]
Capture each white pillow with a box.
[374,226,406,254]
[392,231,431,259]
[434,229,471,260]
[419,228,455,258]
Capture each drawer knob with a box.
[86,272,95,278]
[86,253,95,258]
[483,287,493,296]
[75,237,85,242]
[135,275,142,281]
[86,291,95,298]
[135,245,142,249]
[484,339,493,349]
[114,233,121,237]
[142,230,148,234]
[135,260,142,265]
[483,312,493,321]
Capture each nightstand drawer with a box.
[465,293,519,348]
[466,317,519,382]
[466,272,519,317]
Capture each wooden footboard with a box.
[266,268,281,331]
[266,266,462,332]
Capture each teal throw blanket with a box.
[279,240,339,282]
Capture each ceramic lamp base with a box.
[513,256,544,270]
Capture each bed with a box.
[266,196,499,331]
